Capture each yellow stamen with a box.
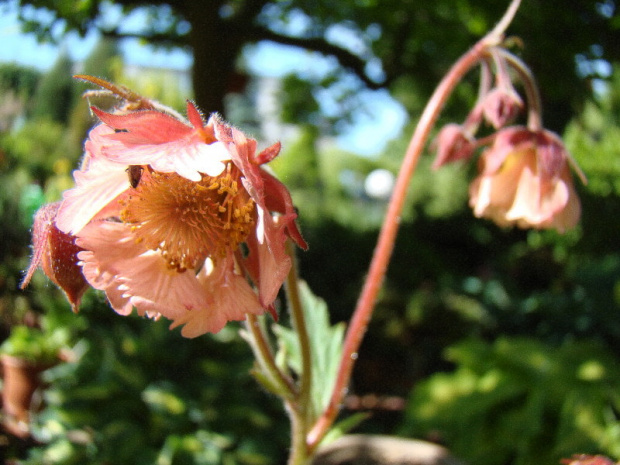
[120,164,255,272]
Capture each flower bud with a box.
[481,87,524,129]
[431,124,476,170]
[21,202,88,312]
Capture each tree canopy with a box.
[7,0,618,129]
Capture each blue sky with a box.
[0,1,407,156]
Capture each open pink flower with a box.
[52,97,306,337]
[469,127,582,232]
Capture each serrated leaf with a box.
[274,280,345,423]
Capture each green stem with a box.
[284,240,312,464]
[244,313,296,399]
[286,399,310,465]
[285,240,313,412]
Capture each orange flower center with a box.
[120,164,255,272]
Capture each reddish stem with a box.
[306,37,495,451]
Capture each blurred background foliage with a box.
[0,0,619,464]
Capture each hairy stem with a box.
[284,240,313,464]
[285,240,313,414]
[305,15,521,448]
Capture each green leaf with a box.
[320,412,371,446]
[274,280,345,424]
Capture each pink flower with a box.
[431,123,477,169]
[21,202,88,312]
[469,127,582,232]
[53,97,306,337]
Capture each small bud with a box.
[21,202,88,312]
[432,124,476,170]
[481,86,524,129]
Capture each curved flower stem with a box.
[245,313,296,399]
[488,0,522,40]
[496,48,544,130]
[305,0,523,448]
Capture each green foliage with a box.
[270,125,321,189]
[0,325,64,364]
[565,67,620,197]
[32,53,76,124]
[400,337,620,465]
[278,75,322,126]
[6,0,616,129]
[0,63,41,131]
[22,304,289,465]
[3,117,78,184]
[0,63,40,97]
[79,37,121,78]
[1,4,620,464]
[274,281,345,424]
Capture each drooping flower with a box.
[469,126,583,232]
[44,86,305,337]
[20,202,88,312]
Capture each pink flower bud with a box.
[431,124,476,170]
[21,202,88,312]
[481,87,524,129]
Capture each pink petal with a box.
[56,160,128,234]
[147,140,230,180]
[255,141,281,165]
[431,124,476,170]
[95,120,230,181]
[92,107,193,144]
[79,248,133,315]
[245,208,292,308]
[260,170,307,250]
[171,256,263,337]
[186,101,205,129]
[482,127,529,174]
[76,221,209,319]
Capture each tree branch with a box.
[249,25,388,90]
[99,28,188,48]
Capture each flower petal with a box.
[93,109,230,181]
[76,221,209,319]
[92,107,193,144]
[56,126,130,234]
[170,255,263,337]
